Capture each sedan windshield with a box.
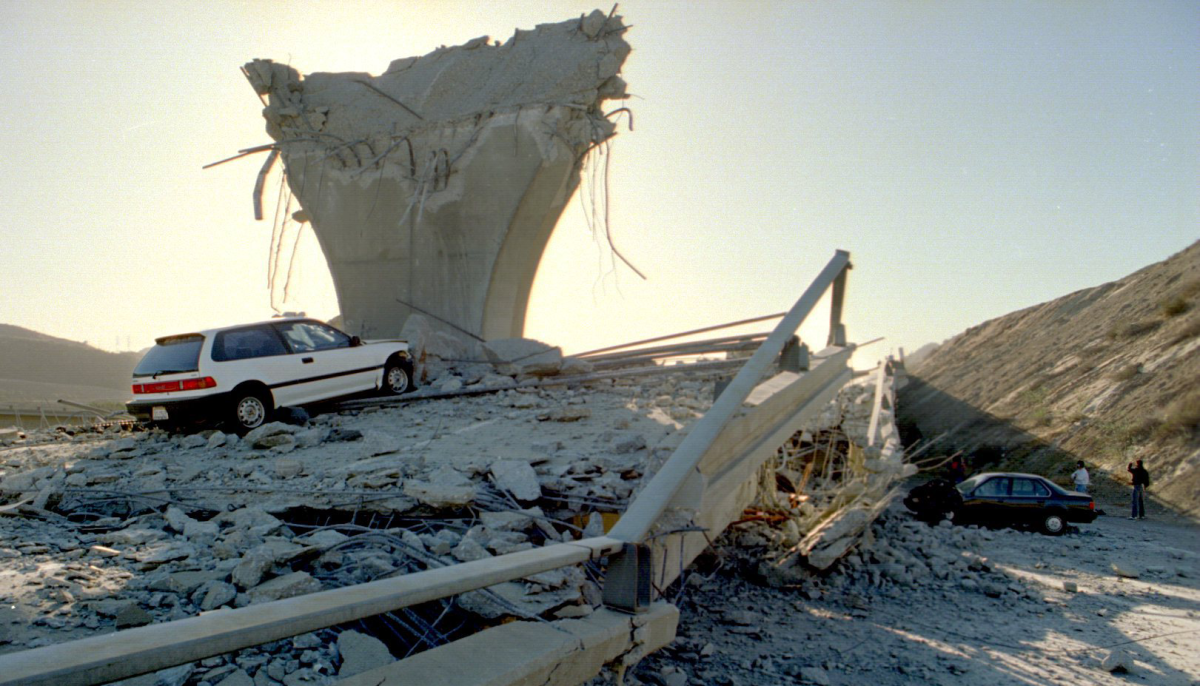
[133,336,204,378]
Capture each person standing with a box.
[948,457,966,484]
[1127,460,1150,520]
[1071,461,1090,493]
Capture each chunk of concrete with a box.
[232,548,276,589]
[404,466,477,508]
[248,571,321,603]
[451,538,492,563]
[114,603,153,628]
[274,458,304,479]
[1101,649,1134,673]
[215,669,254,686]
[200,581,238,611]
[490,460,541,502]
[484,338,564,377]
[1112,563,1140,579]
[244,422,299,449]
[337,630,395,678]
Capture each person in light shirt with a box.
[1071,461,1090,494]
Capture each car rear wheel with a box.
[1041,512,1066,536]
[382,360,412,395]
[230,388,271,433]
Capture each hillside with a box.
[899,240,1200,516]
[0,325,140,404]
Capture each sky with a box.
[1,1,1196,367]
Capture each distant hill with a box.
[0,325,141,405]
[898,240,1200,516]
[902,342,940,371]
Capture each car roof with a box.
[154,317,317,344]
[969,472,1052,480]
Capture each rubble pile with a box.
[609,504,1200,686]
[0,365,734,684]
[601,512,1046,686]
[738,366,914,577]
[399,316,596,388]
[0,351,908,684]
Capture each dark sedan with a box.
[906,472,1097,535]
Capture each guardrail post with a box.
[827,265,849,347]
[602,543,653,614]
[778,336,809,372]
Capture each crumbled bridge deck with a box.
[0,352,900,685]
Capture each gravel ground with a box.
[619,501,1200,686]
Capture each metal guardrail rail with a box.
[0,250,857,686]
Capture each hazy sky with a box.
[1,1,1196,365]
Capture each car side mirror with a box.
[350,336,362,347]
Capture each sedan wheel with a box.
[1041,513,1066,536]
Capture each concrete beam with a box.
[609,251,852,543]
[337,604,679,686]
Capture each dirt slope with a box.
[899,240,1200,516]
[0,324,140,404]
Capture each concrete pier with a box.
[244,10,630,339]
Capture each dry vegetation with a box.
[1158,389,1200,440]
[900,240,1200,515]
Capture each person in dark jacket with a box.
[1127,460,1150,520]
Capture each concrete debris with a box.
[745,367,908,573]
[114,603,153,628]
[199,581,237,611]
[451,537,492,563]
[247,572,321,603]
[404,465,477,508]
[490,459,541,502]
[0,340,931,685]
[1112,562,1140,578]
[1101,649,1134,673]
[214,670,253,686]
[336,630,394,677]
[484,339,565,377]
[232,547,276,589]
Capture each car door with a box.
[272,321,367,403]
[964,476,1009,523]
[210,325,297,407]
[1010,478,1052,524]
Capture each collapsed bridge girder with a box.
[244,10,631,339]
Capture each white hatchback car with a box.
[125,318,413,432]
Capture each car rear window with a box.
[1012,479,1047,497]
[973,477,1009,497]
[212,326,288,362]
[133,335,204,378]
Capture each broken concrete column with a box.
[245,10,631,339]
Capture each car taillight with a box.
[1089,501,1095,511]
[181,377,217,391]
[132,377,216,394]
